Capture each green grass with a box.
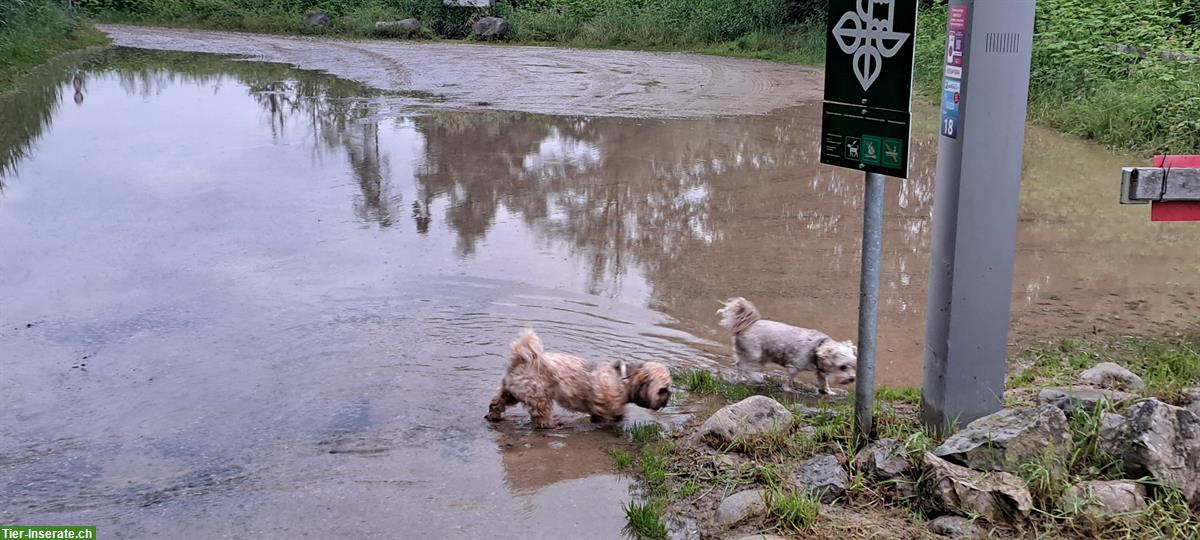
[1011,335,1200,402]
[638,444,670,497]
[625,423,662,443]
[674,479,699,499]
[608,447,633,469]
[681,370,758,402]
[876,386,921,406]
[0,2,109,92]
[765,485,821,534]
[622,499,667,539]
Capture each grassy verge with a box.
[0,1,109,92]
[617,332,1199,538]
[1010,335,1200,403]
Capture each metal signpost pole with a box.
[854,172,885,444]
[921,0,1038,430]
[819,0,918,445]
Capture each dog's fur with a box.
[485,329,673,428]
[717,297,857,394]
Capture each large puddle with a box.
[2,47,1197,536]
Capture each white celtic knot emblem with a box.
[832,0,911,92]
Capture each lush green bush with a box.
[917,0,1199,153]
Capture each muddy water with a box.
[97,24,824,118]
[1,45,1198,538]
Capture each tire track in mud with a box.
[98,24,824,118]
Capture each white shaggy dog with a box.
[717,297,858,395]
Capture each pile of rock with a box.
[918,360,1199,536]
[689,361,1199,538]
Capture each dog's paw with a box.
[819,388,847,397]
[485,412,504,422]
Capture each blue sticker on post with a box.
[941,79,961,139]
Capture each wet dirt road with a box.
[1,38,1197,539]
[98,24,824,118]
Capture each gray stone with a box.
[374,19,421,37]
[666,515,700,540]
[1062,480,1147,518]
[854,438,909,480]
[1097,412,1127,456]
[472,16,509,39]
[791,404,822,418]
[928,515,985,538]
[1079,362,1145,392]
[923,452,1033,523]
[1185,388,1200,417]
[715,489,766,526]
[788,454,846,503]
[892,478,917,500]
[933,405,1071,474]
[303,11,331,28]
[1103,399,1200,503]
[697,396,792,447]
[1037,386,1136,416]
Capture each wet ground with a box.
[98,24,824,118]
[1,40,1197,538]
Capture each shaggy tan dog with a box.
[485,329,672,429]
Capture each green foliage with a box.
[681,370,757,402]
[625,423,662,443]
[765,485,821,534]
[918,0,1200,153]
[622,499,667,539]
[608,447,633,468]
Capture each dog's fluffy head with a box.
[625,362,672,411]
[716,297,761,335]
[816,339,858,386]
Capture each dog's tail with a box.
[508,329,545,369]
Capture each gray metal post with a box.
[922,0,1038,430]
[854,172,885,444]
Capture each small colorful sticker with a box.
[861,135,882,166]
[949,5,968,32]
[945,5,968,79]
[941,79,961,139]
[881,138,904,169]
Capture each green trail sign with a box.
[820,0,918,179]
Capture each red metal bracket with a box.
[1151,155,1200,222]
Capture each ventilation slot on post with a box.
[984,33,1021,54]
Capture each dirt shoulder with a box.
[97,24,824,118]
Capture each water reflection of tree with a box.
[1,48,399,227]
[406,110,937,328]
[0,51,97,189]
